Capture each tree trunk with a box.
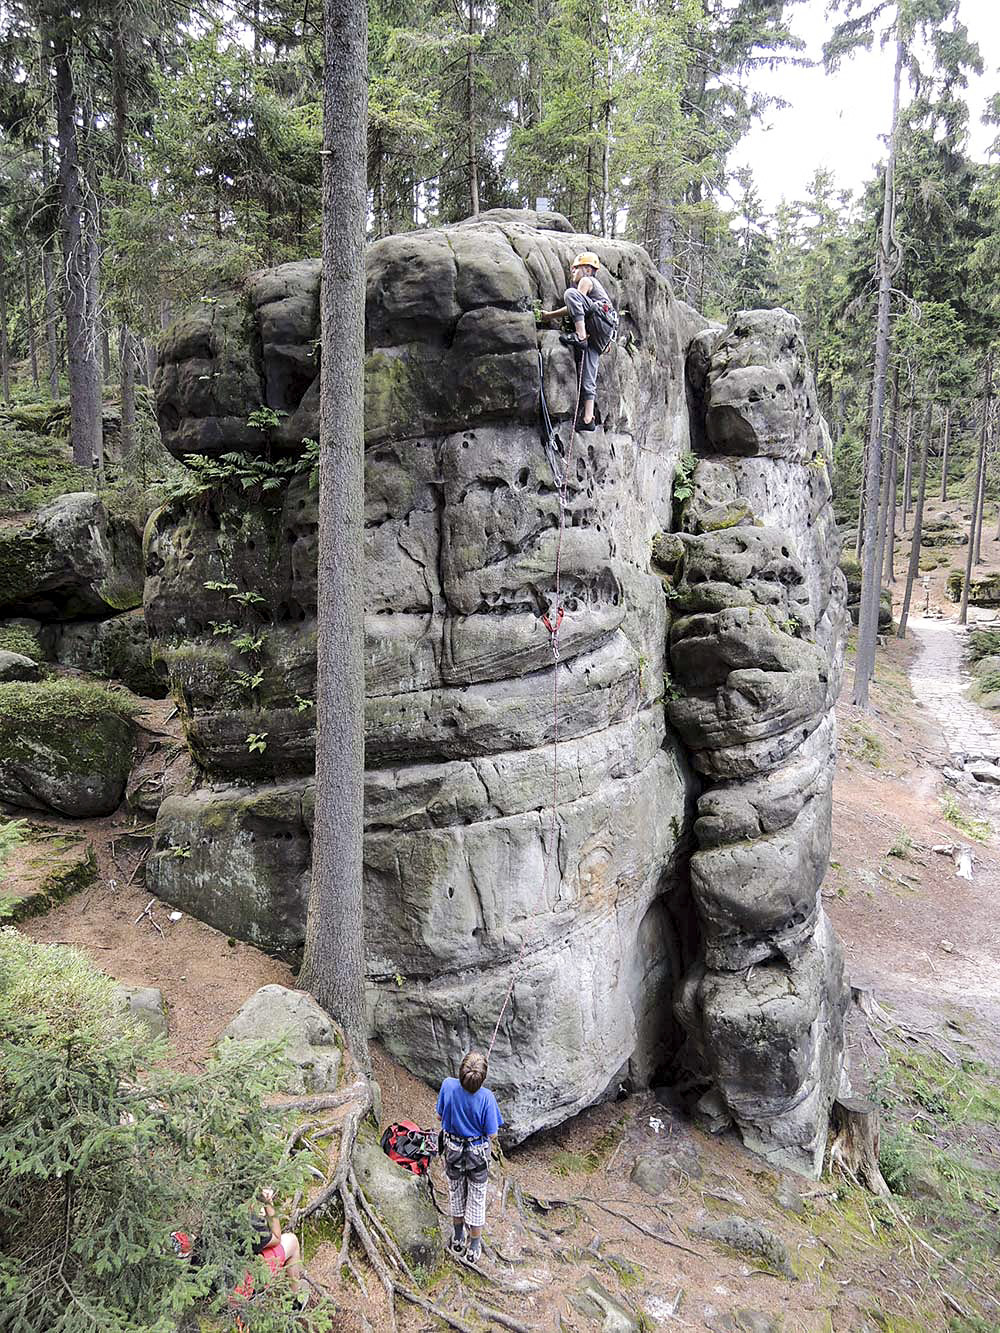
[882,364,901,585]
[854,443,866,561]
[830,1098,891,1198]
[0,251,10,403]
[600,0,611,239]
[959,356,992,627]
[42,244,60,397]
[85,209,105,486]
[973,408,993,566]
[853,37,903,709]
[466,1,479,218]
[24,250,39,390]
[54,33,102,467]
[939,403,951,501]
[897,397,931,639]
[120,325,136,456]
[901,386,915,531]
[300,0,369,1063]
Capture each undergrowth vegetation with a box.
[875,1042,1000,1322]
[0,931,328,1332]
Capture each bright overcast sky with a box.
[731,0,1000,213]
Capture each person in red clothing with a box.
[436,1051,503,1264]
[234,1186,307,1306]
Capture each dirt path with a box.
[907,615,1000,764]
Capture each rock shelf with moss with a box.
[0,679,137,817]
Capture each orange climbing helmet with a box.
[572,251,600,271]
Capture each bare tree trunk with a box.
[466,0,479,218]
[54,33,102,467]
[42,244,59,397]
[600,0,611,239]
[897,397,932,639]
[901,386,915,531]
[854,37,903,709]
[854,442,867,562]
[0,252,10,403]
[882,365,901,585]
[959,356,992,627]
[939,403,951,501]
[120,325,136,456]
[973,423,989,566]
[300,0,369,1064]
[24,250,39,390]
[85,209,105,486]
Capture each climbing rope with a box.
[487,345,586,1058]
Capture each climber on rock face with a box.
[540,251,618,433]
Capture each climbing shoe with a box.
[465,1240,482,1264]
[449,1233,467,1256]
[577,418,597,432]
[559,332,589,349]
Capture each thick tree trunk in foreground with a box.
[854,38,904,708]
[898,398,931,639]
[466,1,479,218]
[939,404,951,501]
[54,34,102,467]
[300,0,369,1064]
[959,357,991,626]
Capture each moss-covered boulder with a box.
[0,680,136,816]
[352,1121,444,1270]
[50,609,166,698]
[0,651,40,683]
[0,622,46,662]
[946,569,1000,607]
[0,492,144,620]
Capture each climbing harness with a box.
[486,347,587,1058]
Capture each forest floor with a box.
[9,506,1000,1333]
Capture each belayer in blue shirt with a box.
[436,1051,503,1263]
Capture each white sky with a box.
[731,0,1000,213]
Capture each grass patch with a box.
[0,817,27,876]
[976,669,1000,695]
[846,721,884,768]
[887,830,914,860]
[0,626,44,662]
[941,794,991,843]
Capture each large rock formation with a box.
[147,211,847,1172]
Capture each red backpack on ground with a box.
[380,1120,439,1175]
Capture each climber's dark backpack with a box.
[380,1120,439,1175]
[585,295,619,353]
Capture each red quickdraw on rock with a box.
[540,606,564,637]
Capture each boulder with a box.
[352,1122,444,1270]
[0,492,143,620]
[947,570,1000,606]
[691,1215,795,1278]
[148,784,311,955]
[0,621,46,663]
[569,1276,639,1333]
[0,679,135,816]
[0,650,40,683]
[220,985,342,1094]
[50,609,166,697]
[115,985,168,1040]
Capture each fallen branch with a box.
[274,1079,370,1115]
[467,1298,537,1332]
[133,898,163,937]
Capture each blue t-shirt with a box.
[436,1077,503,1143]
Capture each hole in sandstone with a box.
[448,885,455,898]
[517,467,529,487]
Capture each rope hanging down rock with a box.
[487,348,587,1058]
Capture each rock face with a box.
[669,311,848,1175]
[0,492,143,620]
[149,212,847,1171]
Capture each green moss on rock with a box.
[0,680,137,816]
[0,626,44,663]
